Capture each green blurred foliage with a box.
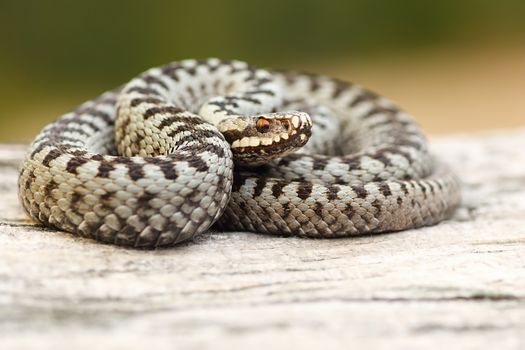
[0,0,524,140]
[2,0,525,84]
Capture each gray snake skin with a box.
[18,58,461,248]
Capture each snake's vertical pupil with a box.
[256,117,271,133]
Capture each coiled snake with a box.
[18,58,460,248]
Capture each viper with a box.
[18,58,460,248]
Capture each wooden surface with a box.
[1,128,525,350]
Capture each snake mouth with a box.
[228,127,312,166]
[231,131,294,148]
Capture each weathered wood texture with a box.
[1,128,525,350]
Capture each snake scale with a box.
[18,58,461,248]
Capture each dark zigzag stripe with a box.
[157,114,202,131]
[125,86,162,96]
[130,97,163,107]
[349,90,378,107]
[142,74,169,90]
[144,106,184,119]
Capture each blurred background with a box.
[0,0,523,142]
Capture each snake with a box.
[18,58,461,248]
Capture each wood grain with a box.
[1,128,525,350]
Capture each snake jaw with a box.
[218,111,312,167]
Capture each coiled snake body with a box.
[18,58,460,248]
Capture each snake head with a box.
[218,111,312,167]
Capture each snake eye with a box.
[256,117,271,133]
